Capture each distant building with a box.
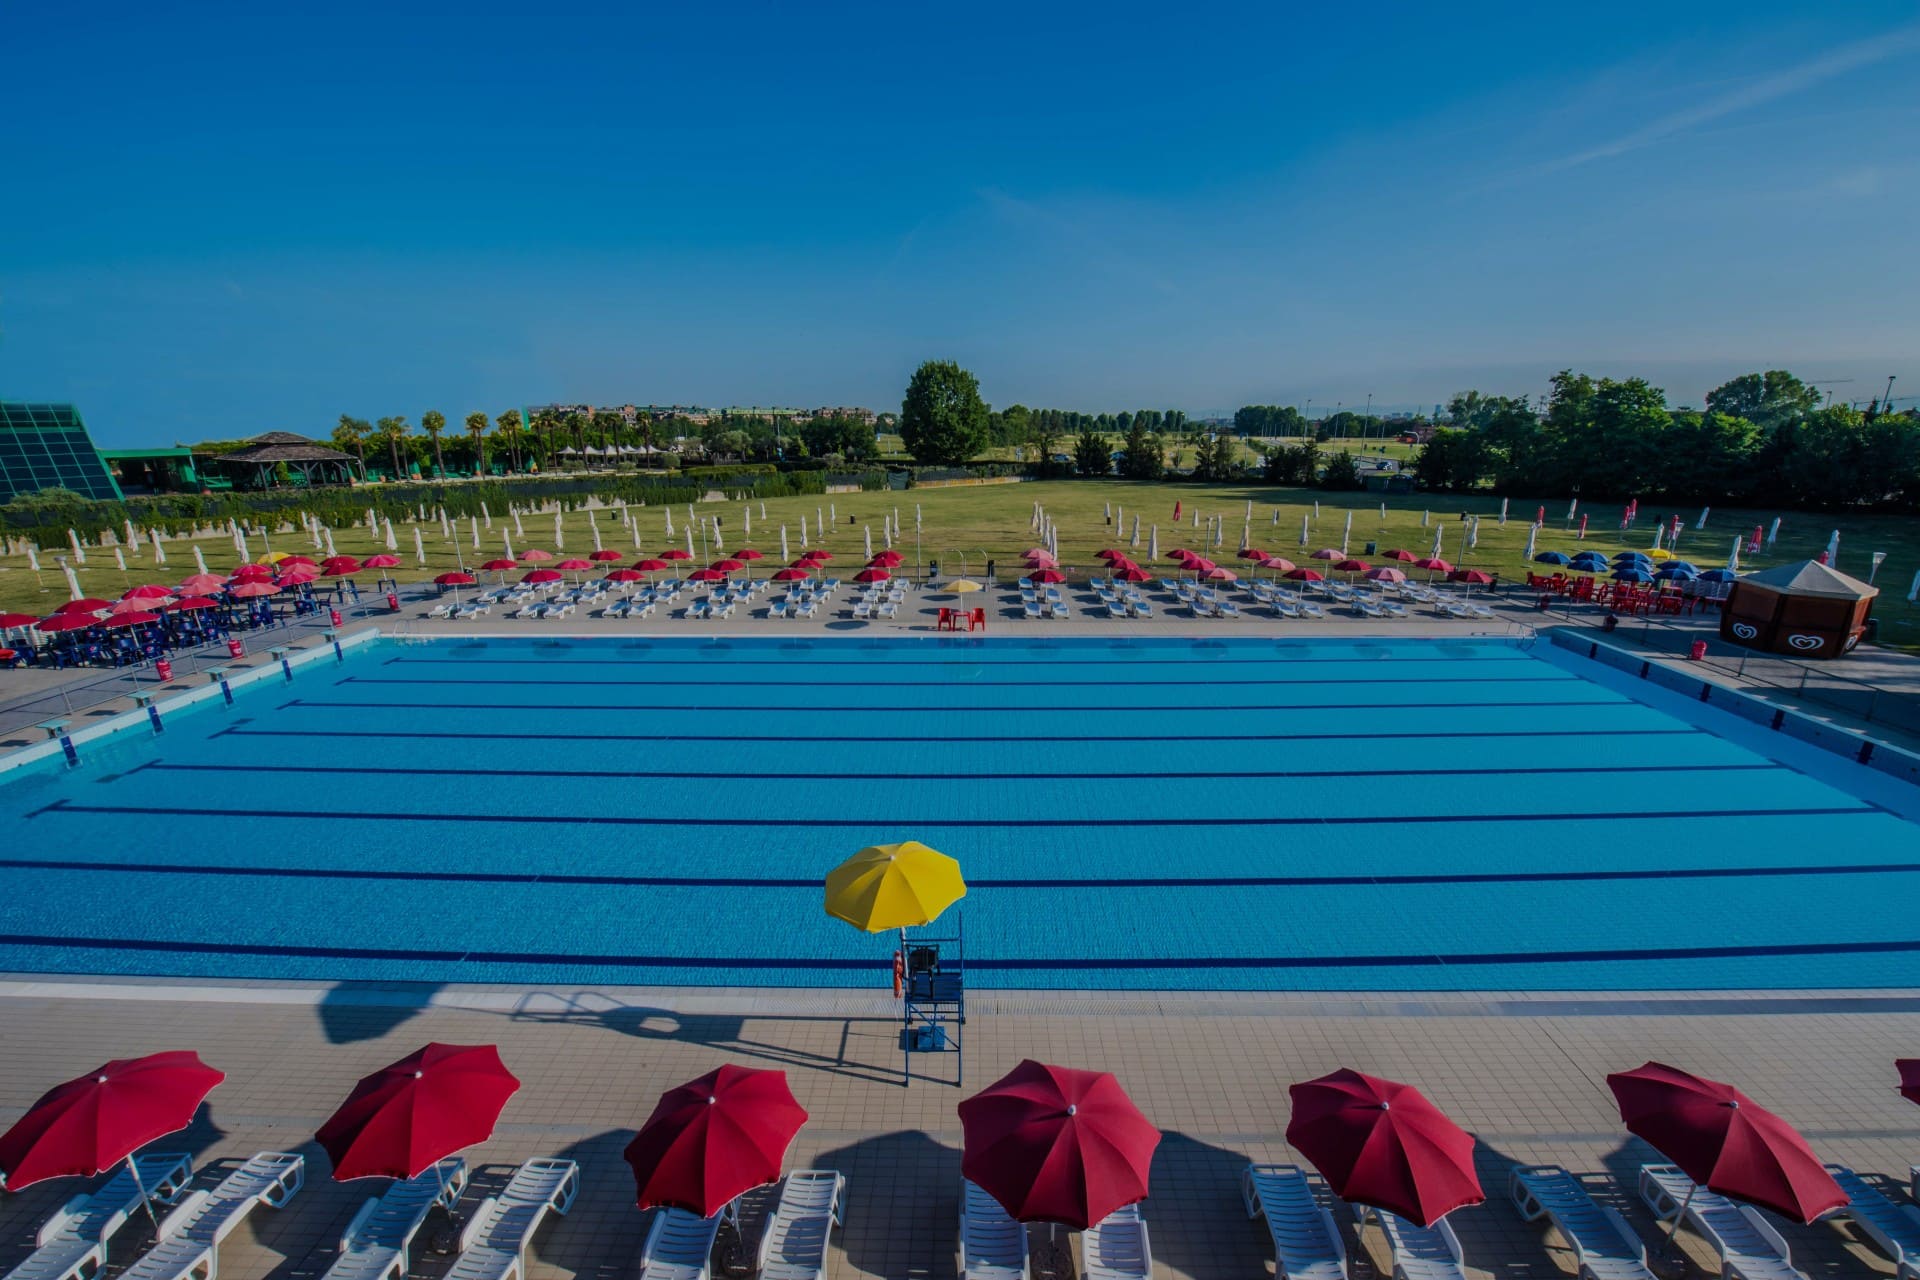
[0,402,123,502]
[101,446,201,494]
[208,431,361,490]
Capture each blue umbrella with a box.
[1612,551,1652,563]
[1533,551,1571,565]
[1653,566,1698,581]
[1613,567,1653,583]
[1662,561,1699,574]
[1698,568,1738,582]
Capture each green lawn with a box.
[4,479,1917,646]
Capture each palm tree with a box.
[465,411,488,476]
[636,415,659,469]
[334,414,371,473]
[494,409,523,472]
[421,410,446,478]
[376,415,411,480]
[531,410,559,469]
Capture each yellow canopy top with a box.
[824,840,966,932]
[256,551,293,564]
[940,579,984,593]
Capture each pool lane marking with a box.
[213,726,1707,744]
[277,697,1627,714]
[6,931,1920,972]
[1,848,1908,891]
[379,653,1538,668]
[338,674,1577,688]
[134,761,1778,783]
[26,799,1873,828]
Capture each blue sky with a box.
[4,2,1918,444]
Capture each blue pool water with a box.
[2,634,1917,990]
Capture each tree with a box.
[1706,370,1820,430]
[1411,429,1490,492]
[421,410,446,478]
[1118,422,1163,480]
[1262,442,1318,486]
[899,360,990,465]
[1191,433,1239,481]
[376,416,412,479]
[494,409,524,471]
[333,415,371,469]
[465,411,488,475]
[1073,429,1110,477]
[1319,450,1363,490]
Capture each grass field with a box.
[4,478,1917,646]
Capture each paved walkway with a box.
[1,981,1915,1280]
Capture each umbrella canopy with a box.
[660,549,692,561]
[824,840,966,932]
[710,558,745,573]
[1449,570,1495,585]
[853,568,891,584]
[177,574,226,594]
[1023,554,1057,569]
[1333,559,1370,574]
[229,564,275,582]
[1094,549,1128,561]
[1653,566,1698,581]
[772,568,811,582]
[1697,568,1739,583]
[109,596,167,615]
[519,548,554,562]
[1260,556,1297,572]
[103,612,162,629]
[1613,551,1652,563]
[164,597,221,612]
[363,554,401,569]
[1022,547,1052,559]
[276,569,318,587]
[1605,1062,1845,1224]
[122,584,174,600]
[589,549,625,562]
[34,614,99,632]
[434,572,477,586]
[479,558,518,572]
[320,556,362,574]
[1285,1068,1483,1227]
[1309,548,1343,562]
[316,1043,522,1182]
[733,548,765,561]
[624,1065,808,1218]
[556,558,595,571]
[1201,568,1238,582]
[958,1060,1160,1229]
[687,568,727,583]
[227,582,277,599]
[0,1051,226,1191]
[1116,568,1152,584]
[277,555,318,570]
[1415,558,1453,574]
[1533,551,1571,565]
[870,551,904,567]
[1613,567,1653,583]
[1237,547,1269,561]
[57,599,113,614]
[1365,567,1407,583]
[944,578,986,592]
[1029,568,1064,584]
[1184,557,1217,574]
[635,558,670,572]
[1897,1059,1920,1106]
[1381,549,1418,562]
[1284,568,1325,582]
[0,612,43,627]
[804,550,835,562]
[605,568,646,583]
[522,569,563,584]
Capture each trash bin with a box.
[1364,541,1377,555]
[1689,640,1708,660]
[1601,614,1619,633]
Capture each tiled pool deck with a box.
[3,980,1917,1280]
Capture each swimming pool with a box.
[3,634,1917,990]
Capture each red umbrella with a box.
[122,584,174,600]
[556,558,594,571]
[316,1044,521,1182]
[1605,1062,1844,1224]
[34,614,98,632]
[1185,558,1217,574]
[733,548,765,561]
[0,612,42,627]
[1309,548,1343,562]
[1286,1068,1483,1227]
[109,596,167,615]
[1022,547,1051,559]
[852,568,890,583]
[276,569,318,586]
[522,569,563,584]
[320,558,363,577]
[772,568,811,582]
[1165,547,1193,561]
[589,549,624,562]
[1365,567,1407,584]
[1024,554,1057,568]
[229,565,274,582]
[805,551,834,562]
[1898,1059,1920,1106]
[519,549,554,562]
[57,599,113,614]
[479,558,518,572]
[1381,549,1418,562]
[0,1051,225,1191]
[176,574,227,594]
[1449,569,1494,586]
[277,555,318,570]
[789,557,819,570]
[1333,559,1370,574]
[229,582,277,598]
[363,555,401,569]
[711,558,746,572]
[605,568,645,583]
[869,552,903,568]
[660,549,692,561]
[1201,568,1238,582]
[165,597,221,612]
[1029,568,1064,584]
[1414,558,1452,574]
[1260,556,1297,573]
[1094,549,1127,561]
[958,1059,1160,1229]
[434,572,477,586]
[635,558,670,572]
[103,611,162,629]
[1237,547,1269,561]
[688,568,727,583]
[624,1065,808,1218]
[1117,567,1152,583]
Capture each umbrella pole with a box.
[1663,1183,1693,1245]
[125,1153,160,1228]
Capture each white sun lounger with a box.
[1299,600,1326,619]
[1510,1165,1654,1280]
[1638,1164,1805,1280]
[639,1201,738,1280]
[322,1158,469,1280]
[443,1158,579,1280]
[1241,1164,1346,1280]
[756,1170,845,1280]
[119,1152,305,1280]
[1823,1165,1920,1278]
[1081,1202,1151,1280]
[4,1153,195,1280]
[960,1179,1029,1280]
[1355,1205,1467,1280]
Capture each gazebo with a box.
[1720,559,1877,659]
[213,431,362,489]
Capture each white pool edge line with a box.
[0,628,382,775]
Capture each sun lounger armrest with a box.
[1434,1217,1465,1267]
[1599,1203,1650,1269]
[340,1198,379,1251]
[37,1192,97,1245]
[460,1198,499,1255]
[155,1190,211,1241]
[1736,1205,1793,1267]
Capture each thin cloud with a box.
[1541,22,1920,174]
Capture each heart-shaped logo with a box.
[1787,633,1823,650]
[1731,622,1758,640]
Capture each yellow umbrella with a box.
[1648,548,1676,562]
[939,578,984,593]
[256,550,292,564]
[824,840,966,932]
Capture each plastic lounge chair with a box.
[1022,600,1042,621]
[756,1171,845,1280]
[1382,600,1408,619]
[1273,599,1301,619]
[638,1207,731,1280]
[1130,601,1153,619]
[5,1154,194,1280]
[1105,600,1128,620]
[1466,602,1495,620]
[323,1158,469,1280]
[1081,1203,1151,1280]
[1219,600,1240,619]
[960,1179,1029,1280]
[444,1158,579,1280]
[1509,1165,1654,1280]
[1824,1165,1920,1278]
[1240,1164,1347,1280]
[119,1152,306,1280]
[1638,1164,1805,1280]
[1354,1206,1466,1280]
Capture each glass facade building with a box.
[0,403,125,502]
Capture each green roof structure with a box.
[0,403,124,502]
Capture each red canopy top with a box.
[1381,549,1418,562]
[710,558,746,572]
[1285,1068,1483,1227]
[1029,568,1064,584]
[957,1059,1160,1229]
[316,1043,521,1182]
[362,555,401,568]
[624,1065,807,1218]
[660,549,692,561]
[56,599,113,614]
[1237,547,1269,560]
[1605,1062,1845,1224]
[589,549,624,561]
[479,559,519,571]
[34,614,99,632]
[853,568,890,583]
[605,568,645,582]
[522,569,563,583]
[122,584,174,599]
[518,548,554,562]
[869,551,903,567]
[634,559,670,572]
[434,572,477,586]
[733,548,765,560]
[0,1051,225,1191]
[1898,1059,1920,1106]
[556,559,594,570]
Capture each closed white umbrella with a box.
[1149,525,1159,560]
[26,544,39,573]
[1114,503,1123,532]
[1908,570,1919,604]
[665,508,674,536]
[471,516,481,549]
[552,511,563,550]
[124,517,138,548]
[1241,521,1251,552]
[68,528,86,563]
[1825,529,1840,565]
[324,527,338,557]
[1767,517,1781,547]
[831,502,837,526]
[1271,507,1278,525]
[235,529,250,560]
[818,507,825,537]
[1727,536,1741,571]
[440,508,452,539]
[513,509,525,539]
[686,527,695,558]
[1652,524,1664,551]
[151,531,166,566]
[1521,524,1537,561]
[114,546,127,573]
[383,518,398,551]
[713,517,725,551]
[413,527,427,565]
[1341,512,1351,556]
[1131,514,1141,547]
[1697,506,1710,529]
[1104,501,1112,524]
[1499,497,1509,525]
[781,526,790,559]
[1431,524,1444,559]
[193,544,209,575]
[62,558,83,599]
[592,521,604,552]
[1467,517,1479,550]
[1300,513,1310,546]
[503,532,514,558]
[743,508,752,537]
[800,521,809,549]
[481,502,492,528]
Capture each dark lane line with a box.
[0,852,1908,891]
[382,653,1535,669]
[341,674,1573,689]
[26,799,1872,828]
[135,761,1776,784]
[215,726,1705,745]
[281,697,1624,714]
[7,932,1920,972]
